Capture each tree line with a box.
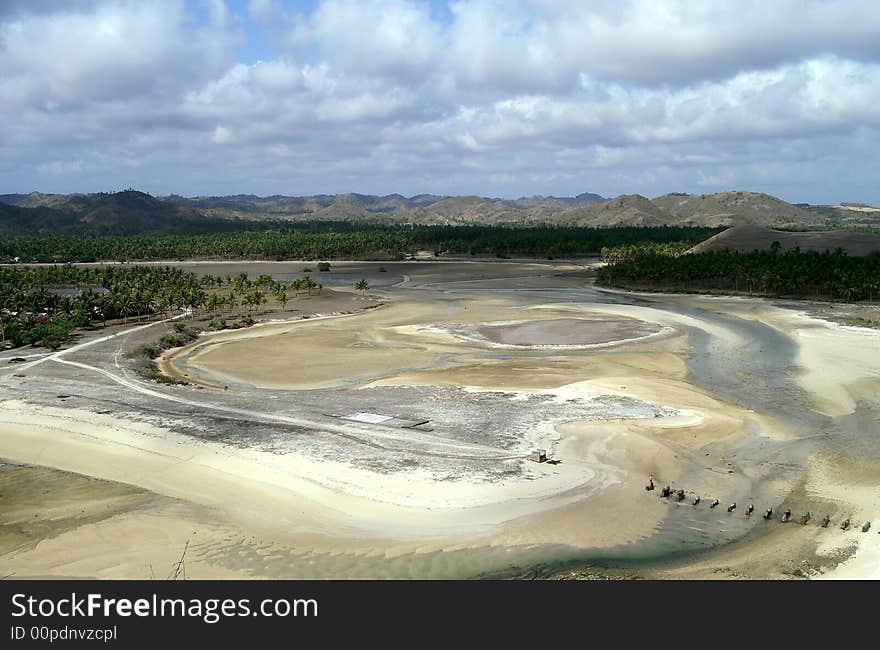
[0,265,325,350]
[600,241,695,261]
[0,225,723,263]
[596,248,880,301]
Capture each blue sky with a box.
[1,1,879,203]
[187,1,456,64]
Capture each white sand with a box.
[806,455,880,580]
[2,275,878,578]
[0,400,607,539]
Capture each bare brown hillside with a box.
[687,224,880,256]
[566,194,669,226]
[652,191,823,227]
[411,196,523,224]
[2,189,877,232]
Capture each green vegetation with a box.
[0,224,723,263]
[776,224,880,235]
[0,224,726,350]
[128,324,199,385]
[597,249,880,301]
[207,315,254,331]
[131,344,159,359]
[778,225,880,234]
[600,241,694,261]
[0,264,323,350]
[0,265,208,349]
[355,279,370,294]
[418,225,720,258]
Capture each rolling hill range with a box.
[687,224,880,256]
[1,189,878,234]
[0,191,226,235]
[652,191,818,227]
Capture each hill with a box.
[1,189,877,234]
[0,191,234,235]
[0,202,82,232]
[0,191,81,210]
[511,192,607,209]
[60,191,214,233]
[796,202,880,227]
[410,196,525,224]
[687,224,880,257]
[566,194,669,227]
[652,191,822,227]
[162,192,454,222]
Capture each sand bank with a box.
[2,262,877,578]
[0,399,624,539]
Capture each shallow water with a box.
[398,278,879,575]
[6,263,875,579]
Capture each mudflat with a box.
[0,260,877,579]
[476,317,661,347]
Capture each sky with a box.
[1,1,879,204]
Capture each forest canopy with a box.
[597,248,880,301]
[0,224,723,263]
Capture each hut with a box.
[530,449,547,463]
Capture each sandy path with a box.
[5,311,187,375]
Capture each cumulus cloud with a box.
[1,1,240,107]
[1,0,879,203]
[308,0,442,78]
[533,0,880,85]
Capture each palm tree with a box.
[95,294,114,325]
[206,293,223,315]
[0,313,9,345]
[232,272,249,294]
[245,290,265,312]
[156,294,172,318]
[355,278,369,294]
[258,274,274,289]
[273,282,289,310]
[225,293,239,316]
[185,288,207,319]
[116,293,133,324]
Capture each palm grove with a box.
[0,225,720,350]
[2,224,877,352]
[0,225,721,263]
[597,246,880,301]
[0,265,324,350]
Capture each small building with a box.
[530,449,547,463]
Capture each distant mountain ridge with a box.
[1,189,878,234]
[0,190,226,235]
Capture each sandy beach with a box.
[1,260,878,579]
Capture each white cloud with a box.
[37,160,84,175]
[523,0,880,85]
[1,0,879,203]
[0,0,239,107]
[308,0,443,78]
